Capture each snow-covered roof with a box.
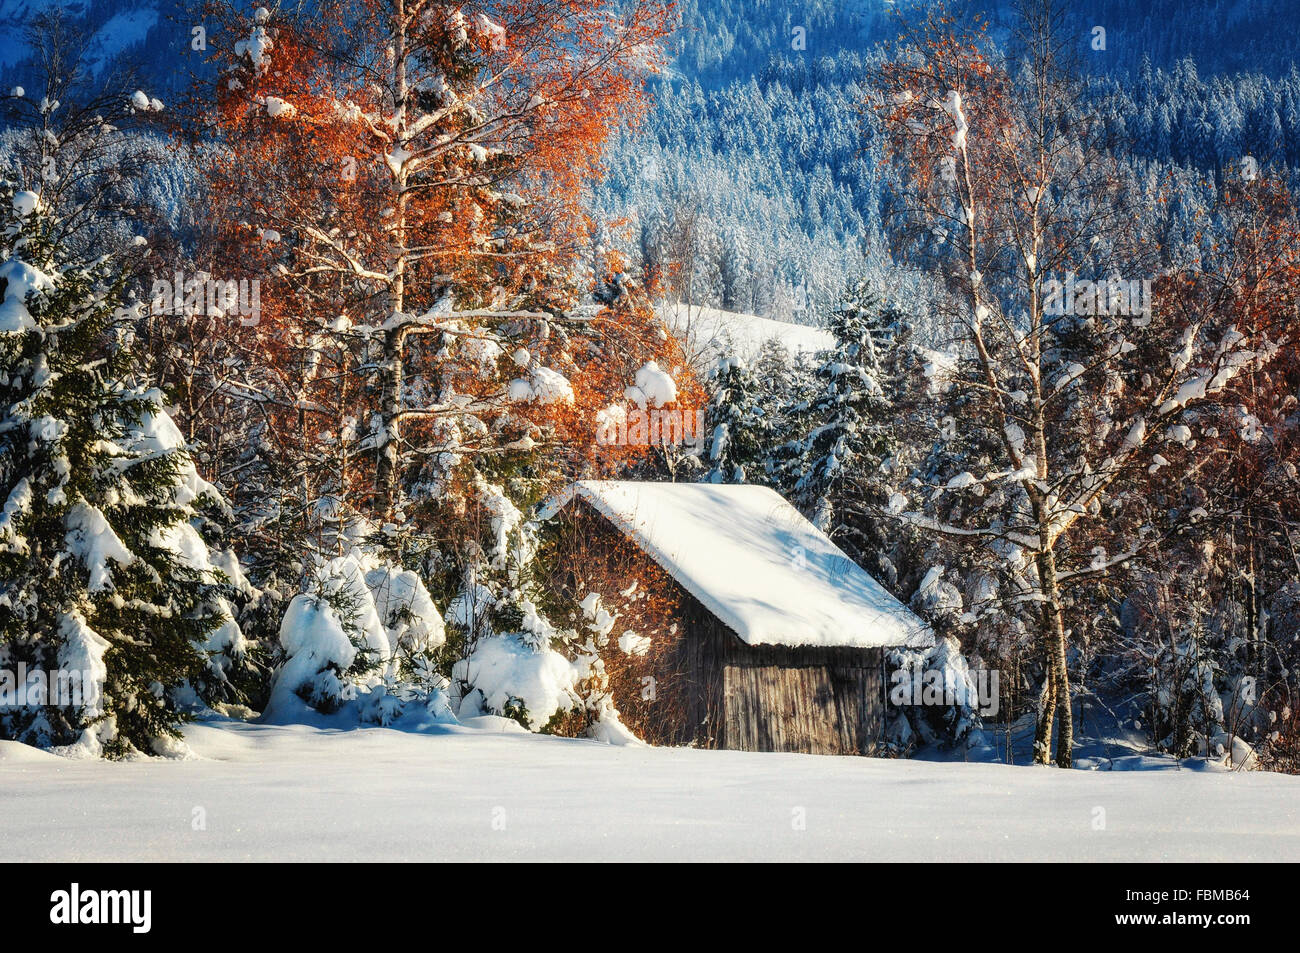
[542,481,932,650]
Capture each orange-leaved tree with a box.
[193,0,676,547]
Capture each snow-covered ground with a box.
[2,716,1297,862]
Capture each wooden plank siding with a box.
[715,636,884,755]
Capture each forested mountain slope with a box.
[596,0,1300,320]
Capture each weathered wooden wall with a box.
[682,603,885,756]
[714,635,885,756]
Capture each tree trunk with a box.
[1033,655,1057,765]
[375,329,403,520]
[376,0,409,523]
[1036,546,1073,767]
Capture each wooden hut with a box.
[541,481,931,756]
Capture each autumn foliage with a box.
[178,0,681,550]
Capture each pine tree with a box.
[770,279,899,556]
[0,185,240,757]
[703,353,770,484]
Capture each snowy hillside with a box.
[0,0,190,91]
[2,717,1297,862]
[662,302,833,363]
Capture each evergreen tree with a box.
[770,280,899,556]
[703,353,770,484]
[0,184,240,757]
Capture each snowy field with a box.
[3,717,1298,862]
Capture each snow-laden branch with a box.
[895,510,1041,551]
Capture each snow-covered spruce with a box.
[439,480,592,732]
[769,279,915,558]
[0,184,248,757]
[267,547,453,726]
[703,353,771,485]
[886,636,987,752]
